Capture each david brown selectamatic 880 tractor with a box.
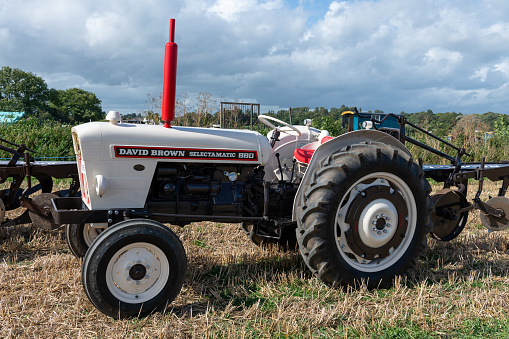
[51,20,509,318]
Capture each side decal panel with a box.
[113,146,258,161]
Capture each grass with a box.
[1,182,509,338]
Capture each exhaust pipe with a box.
[162,19,178,128]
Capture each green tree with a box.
[142,92,162,125]
[0,66,49,116]
[55,88,104,123]
[312,116,345,137]
[493,115,509,142]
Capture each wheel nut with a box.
[376,214,380,219]
[381,213,386,218]
[386,217,390,220]
[386,223,391,227]
[373,227,377,232]
[383,229,387,233]
[377,231,382,235]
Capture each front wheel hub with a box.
[344,185,408,260]
[107,243,169,303]
[129,264,147,280]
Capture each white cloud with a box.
[208,0,258,22]
[494,59,509,77]
[2,0,509,115]
[472,67,490,82]
[0,28,9,39]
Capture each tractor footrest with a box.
[51,197,109,225]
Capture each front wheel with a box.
[297,142,433,288]
[65,223,106,258]
[82,219,187,318]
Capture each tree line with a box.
[0,66,104,123]
[3,65,507,146]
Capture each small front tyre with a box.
[82,219,187,318]
[65,223,105,258]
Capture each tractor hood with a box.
[72,122,272,165]
[71,122,272,210]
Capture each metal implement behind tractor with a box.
[50,20,509,319]
[0,137,79,231]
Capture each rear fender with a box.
[292,130,412,221]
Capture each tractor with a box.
[51,20,509,318]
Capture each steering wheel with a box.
[258,115,302,136]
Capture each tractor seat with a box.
[294,136,333,164]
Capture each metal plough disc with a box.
[29,193,59,230]
[480,196,509,231]
[430,188,469,241]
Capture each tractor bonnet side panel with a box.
[72,122,272,210]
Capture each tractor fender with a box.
[292,129,412,221]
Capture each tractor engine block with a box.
[146,163,259,224]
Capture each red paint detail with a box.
[294,147,314,164]
[354,221,358,233]
[162,19,178,128]
[77,156,90,206]
[293,136,334,164]
[321,136,333,144]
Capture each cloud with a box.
[1,0,509,115]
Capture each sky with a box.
[2,0,509,116]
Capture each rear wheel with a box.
[297,142,433,288]
[82,219,187,318]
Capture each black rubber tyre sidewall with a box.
[65,223,88,258]
[82,219,187,319]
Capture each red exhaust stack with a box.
[162,19,178,128]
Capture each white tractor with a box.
[55,109,431,318]
[52,20,433,318]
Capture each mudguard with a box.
[292,129,412,221]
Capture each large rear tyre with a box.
[82,219,187,319]
[65,223,105,258]
[297,142,433,288]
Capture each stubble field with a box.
[1,180,509,338]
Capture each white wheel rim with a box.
[83,224,104,246]
[106,242,169,304]
[358,199,399,248]
[335,172,417,272]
